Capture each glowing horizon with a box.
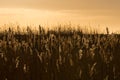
[0,8,120,33]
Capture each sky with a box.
[0,0,120,33]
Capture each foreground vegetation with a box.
[0,25,120,80]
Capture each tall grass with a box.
[0,25,120,80]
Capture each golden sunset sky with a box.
[0,0,120,32]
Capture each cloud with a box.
[0,0,120,10]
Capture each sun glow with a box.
[0,8,120,33]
